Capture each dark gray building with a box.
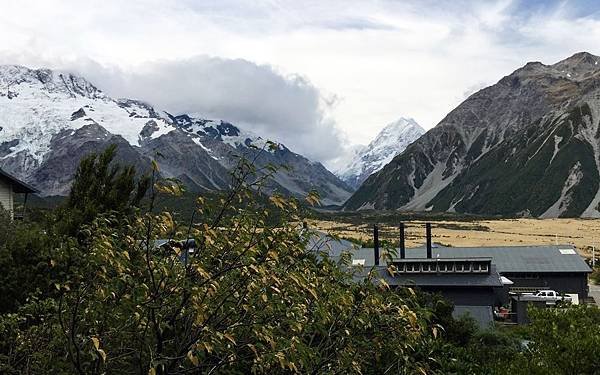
[306,231,504,327]
[306,226,592,326]
[399,245,592,300]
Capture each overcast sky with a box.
[2,0,600,167]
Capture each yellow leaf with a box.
[187,351,199,366]
[408,311,418,326]
[97,348,107,362]
[223,333,236,345]
[276,352,287,369]
[269,195,286,209]
[247,343,258,357]
[151,159,160,172]
[148,368,156,375]
[91,337,100,350]
[122,251,130,260]
[305,191,321,206]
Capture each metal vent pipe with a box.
[399,223,406,259]
[426,223,432,259]
[374,224,380,266]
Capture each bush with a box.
[0,147,444,374]
[590,266,600,285]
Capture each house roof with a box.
[306,231,592,274]
[0,168,38,194]
[398,245,592,274]
[306,232,503,288]
[360,264,504,288]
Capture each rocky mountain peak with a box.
[0,64,353,205]
[336,117,424,189]
[549,51,600,80]
[344,52,600,217]
[0,65,105,100]
[372,117,422,143]
[553,51,600,70]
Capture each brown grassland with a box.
[308,215,600,259]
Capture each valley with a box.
[309,212,600,259]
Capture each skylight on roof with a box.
[559,249,576,255]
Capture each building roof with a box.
[0,168,38,193]
[306,231,592,274]
[397,245,592,274]
[307,232,503,288]
[361,264,503,288]
[305,231,359,259]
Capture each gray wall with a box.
[420,286,497,307]
[0,178,13,218]
[504,272,589,299]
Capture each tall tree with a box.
[61,144,150,236]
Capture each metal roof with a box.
[0,168,38,194]
[398,245,592,274]
[360,264,504,288]
[306,232,592,274]
[307,232,503,288]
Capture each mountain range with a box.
[4,52,600,218]
[344,52,600,218]
[0,65,353,205]
[335,118,424,188]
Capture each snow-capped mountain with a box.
[0,65,353,205]
[344,52,600,218]
[336,118,424,188]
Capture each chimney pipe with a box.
[426,223,432,259]
[373,224,380,266]
[399,223,406,259]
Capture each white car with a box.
[533,290,572,304]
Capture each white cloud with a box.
[86,56,346,162]
[1,0,600,168]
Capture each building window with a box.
[455,262,471,272]
[472,262,489,273]
[422,263,435,272]
[405,263,420,272]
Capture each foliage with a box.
[0,147,445,374]
[4,145,594,374]
[400,290,522,374]
[0,209,52,314]
[590,266,600,285]
[59,144,150,236]
[506,305,600,374]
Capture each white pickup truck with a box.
[531,290,572,304]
